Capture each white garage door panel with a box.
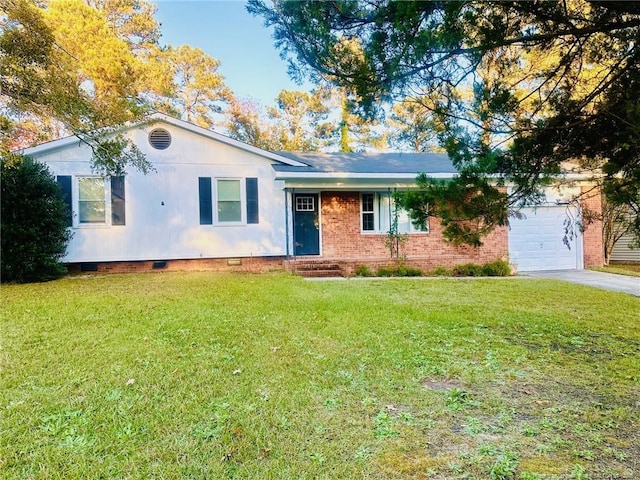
[509,206,582,271]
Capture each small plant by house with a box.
[354,264,373,277]
[383,196,409,260]
[375,265,423,277]
[430,260,512,277]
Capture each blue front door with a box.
[293,194,320,256]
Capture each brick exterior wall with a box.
[66,256,286,275]
[319,192,509,272]
[581,186,604,268]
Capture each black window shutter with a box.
[199,177,213,225]
[111,176,125,225]
[246,177,259,224]
[56,175,72,227]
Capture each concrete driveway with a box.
[526,270,640,296]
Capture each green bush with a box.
[354,264,373,277]
[431,266,451,276]
[452,263,484,277]
[1,155,72,283]
[432,260,512,277]
[481,260,512,276]
[376,265,423,277]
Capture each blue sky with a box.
[153,0,310,105]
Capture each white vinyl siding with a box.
[610,232,640,262]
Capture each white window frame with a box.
[295,195,315,212]
[360,192,428,234]
[75,176,110,227]
[215,177,245,225]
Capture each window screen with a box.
[78,177,105,223]
[217,179,241,222]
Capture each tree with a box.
[1,0,151,174]
[85,0,161,52]
[603,203,636,266]
[226,88,334,151]
[335,88,387,152]
[225,86,385,152]
[151,45,232,130]
[1,154,72,283]
[267,89,332,151]
[389,98,442,152]
[248,0,640,245]
[225,97,281,150]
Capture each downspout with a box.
[284,188,290,258]
[388,187,393,258]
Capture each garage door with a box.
[508,206,582,271]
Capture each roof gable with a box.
[19,113,307,167]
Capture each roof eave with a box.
[274,172,456,181]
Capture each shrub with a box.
[432,260,512,277]
[481,260,512,276]
[431,266,451,276]
[1,154,72,283]
[354,264,373,277]
[375,265,423,277]
[452,263,484,277]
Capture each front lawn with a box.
[2,273,639,479]
[592,263,640,277]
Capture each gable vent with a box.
[148,128,171,150]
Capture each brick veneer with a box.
[580,186,604,268]
[319,192,509,272]
[66,256,286,275]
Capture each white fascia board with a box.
[276,171,597,186]
[278,175,454,190]
[275,172,455,181]
[283,182,422,190]
[496,173,602,186]
[20,136,83,157]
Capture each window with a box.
[361,193,375,231]
[199,177,259,225]
[217,179,241,222]
[296,196,315,212]
[360,192,427,234]
[56,176,124,227]
[78,177,106,223]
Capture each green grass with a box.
[592,262,640,277]
[2,272,639,479]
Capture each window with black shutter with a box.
[199,177,213,225]
[246,177,259,224]
[56,175,72,227]
[111,176,125,225]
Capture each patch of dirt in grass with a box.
[410,375,639,478]
[375,451,458,479]
[422,378,463,392]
